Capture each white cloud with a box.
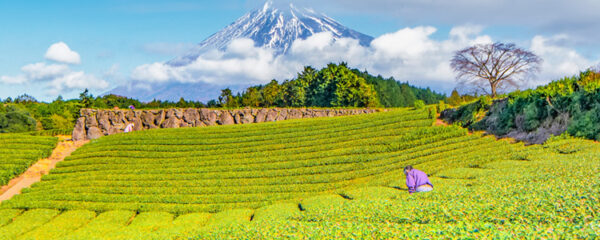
[0,75,28,84]
[131,62,176,83]
[48,71,109,95]
[132,38,285,85]
[132,25,492,90]
[371,26,437,59]
[44,42,81,64]
[287,0,600,42]
[530,35,595,86]
[1,42,108,95]
[21,62,70,80]
[130,25,597,93]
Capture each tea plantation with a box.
[0,108,598,239]
[0,134,57,186]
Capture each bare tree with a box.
[451,42,542,97]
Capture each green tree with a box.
[176,97,188,108]
[0,105,37,133]
[228,63,444,108]
[281,80,306,107]
[49,114,71,130]
[219,88,232,106]
[219,88,239,108]
[79,89,93,108]
[14,94,38,104]
[447,89,462,106]
[206,100,219,108]
[331,66,379,107]
[307,63,339,106]
[262,80,282,107]
[241,87,262,107]
[414,100,425,110]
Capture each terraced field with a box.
[0,134,57,186]
[0,108,598,239]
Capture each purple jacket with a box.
[406,169,433,193]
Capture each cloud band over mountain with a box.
[130,25,595,96]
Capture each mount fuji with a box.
[168,1,373,66]
[110,1,374,102]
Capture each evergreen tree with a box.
[447,89,462,106]
[79,89,93,108]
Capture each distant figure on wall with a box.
[404,166,433,194]
[124,123,135,133]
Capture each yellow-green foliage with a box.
[0,108,598,239]
[105,212,174,240]
[151,212,212,240]
[436,167,492,180]
[0,209,23,227]
[0,209,60,239]
[61,210,135,240]
[252,203,301,221]
[299,194,347,212]
[189,142,599,239]
[204,208,254,227]
[0,134,57,185]
[341,186,401,200]
[17,210,96,240]
[4,109,439,213]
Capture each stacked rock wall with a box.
[73,108,381,140]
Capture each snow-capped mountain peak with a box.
[168,1,373,66]
[111,1,375,102]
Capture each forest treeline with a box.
[1,63,465,133]
[218,63,445,108]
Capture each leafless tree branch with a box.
[450,42,542,97]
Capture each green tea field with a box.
[0,108,598,239]
[0,134,57,186]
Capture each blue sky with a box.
[1,0,598,101]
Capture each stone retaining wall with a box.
[73,108,381,140]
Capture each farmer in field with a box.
[124,123,135,133]
[404,165,433,194]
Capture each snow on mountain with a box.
[110,1,374,102]
[167,1,373,66]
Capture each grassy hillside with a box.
[0,134,57,186]
[443,69,600,143]
[5,108,445,212]
[0,108,598,239]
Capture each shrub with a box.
[413,100,425,110]
[0,105,37,133]
[478,70,600,141]
[568,105,600,141]
[522,102,541,131]
[437,100,447,113]
[443,96,492,128]
[428,107,437,119]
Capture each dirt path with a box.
[434,114,449,127]
[0,136,88,202]
[434,118,449,126]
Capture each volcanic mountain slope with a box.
[110,1,373,102]
[168,1,373,66]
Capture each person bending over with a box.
[404,165,433,194]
